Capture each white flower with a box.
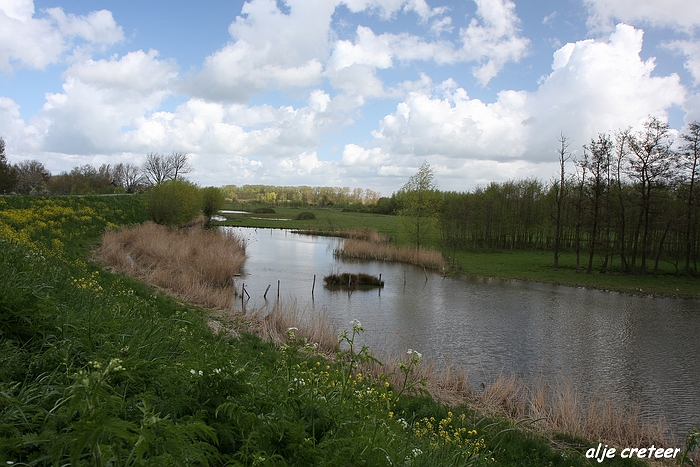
[190,369,196,375]
[198,370,203,377]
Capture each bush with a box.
[201,186,225,219]
[295,211,316,220]
[147,180,202,226]
[253,207,276,214]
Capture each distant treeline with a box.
[222,184,384,209]
[439,118,700,277]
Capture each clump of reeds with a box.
[98,221,246,309]
[247,301,339,355]
[324,272,384,288]
[472,373,669,448]
[336,238,446,270]
[295,228,388,243]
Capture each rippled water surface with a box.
[227,227,700,440]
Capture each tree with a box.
[14,160,51,194]
[553,133,570,270]
[582,133,612,274]
[0,137,17,194]
[113,163,144,193]
[396,162,441,248]
[142,152,173,186]
[627,116,676,274]
[680,121,700,276]
[201,186,225,222]
[168,151,193,180]
[147,179,202,226]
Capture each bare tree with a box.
[113,162,144,193]
[167,151,193,180]
[553,132,570,270]
[627,116,676,274]
[680,121,700,276]
[142,152,174,186]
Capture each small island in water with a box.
[323,272,384,289]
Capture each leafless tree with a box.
[113,162,144,193]
[142,152,174,186]
[167,151,193,180]
[553,132,570,270]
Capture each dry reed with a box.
[336,238,447,269]
[98,221,246,309]
[472,373,669,448]
[295,227,389,243]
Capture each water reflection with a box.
[226,227,700,440]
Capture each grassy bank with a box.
[0,196,685,465]
[217,204,700,298]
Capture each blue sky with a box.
[1,0,699,195]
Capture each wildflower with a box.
[190,369,196,375]
[350,319,363,332]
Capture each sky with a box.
[1,0,699,196]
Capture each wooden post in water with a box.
[264,284,271,300]
[277,280,280,299]
[312,275,316,295]
[423,267,428,281]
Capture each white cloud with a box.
[584,0,700,33]
[185,0,336,102]
[0,0,122,72]
[40,50,177,153]
[666,40,700,85]
[458,0,529,85]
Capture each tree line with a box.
[0,148,192,195]
[432,117,700,277]
[222,184,382,208]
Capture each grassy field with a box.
[0,195,669,466]
[218,203,700,298]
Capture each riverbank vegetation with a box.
[2,194,672,466]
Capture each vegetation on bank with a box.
[2,195,670,466]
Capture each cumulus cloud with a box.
[0,0,122,72]
[666,40,700,85]
[40,50,178,153]
[584,0,700,33]
[185,0,336,102]
[458,0,529,85]
[343,23,685,189]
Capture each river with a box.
[225,227,700,441]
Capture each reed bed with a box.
[336,238,447,269]
[98,221,246,309]
[473,373,669,448]
[296,227,389,243]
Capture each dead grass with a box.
[336,238,446,269]
[98,221,246,309]
[472,373,669,448]
[295,227,389,243]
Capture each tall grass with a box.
[98,221,246,309]
[337,238,447,269]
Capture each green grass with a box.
[0,196,667,465]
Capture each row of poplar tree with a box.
[433,117,700,277]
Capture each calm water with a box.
[226,227,700,440]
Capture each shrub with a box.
[253,207,276,214]
[201,186,225,220]
[147,180,202,226]
[295,211,316,220]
